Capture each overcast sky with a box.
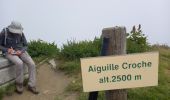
[0,0,170,47]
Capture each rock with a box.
[48,59,57,69]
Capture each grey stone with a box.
[48,59,57,69]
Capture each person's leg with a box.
[19,52,36,87]
[5,54,24,93]
[19,52,39,94]
[6,54,24,84]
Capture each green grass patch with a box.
[58,60,80,75]
[0,88,5,100]
[66,76,82,92]
[0,83,16,100]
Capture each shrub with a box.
[60,37,101,60]
[127,25,149,53]
[60,25,150,61]
[28,39,59,58]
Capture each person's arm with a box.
[21,33,28,52]
[0,29,8,53]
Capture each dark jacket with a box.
[0,28,28,55]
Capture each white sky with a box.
[0,0,170,47]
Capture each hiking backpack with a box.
[0,28,8,46]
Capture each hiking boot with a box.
[28,85,39,94]
[16,83,23,94]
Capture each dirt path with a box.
[3,62,77,100]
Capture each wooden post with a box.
[102,26,127,100]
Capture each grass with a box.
[66,76,82,92]
[63,46,170,100]
[64,75,106,100]
[0,83,16,100]
[126,47,170,100]
[58,60,81,75]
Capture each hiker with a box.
[0,21,39,94]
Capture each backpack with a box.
[0,28,7,55]
[0,28,8,46]
[4,28,8,46]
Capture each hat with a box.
[8,21,23,34]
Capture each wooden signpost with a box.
[81,27,159,100]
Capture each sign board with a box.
[80,52,159,92]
